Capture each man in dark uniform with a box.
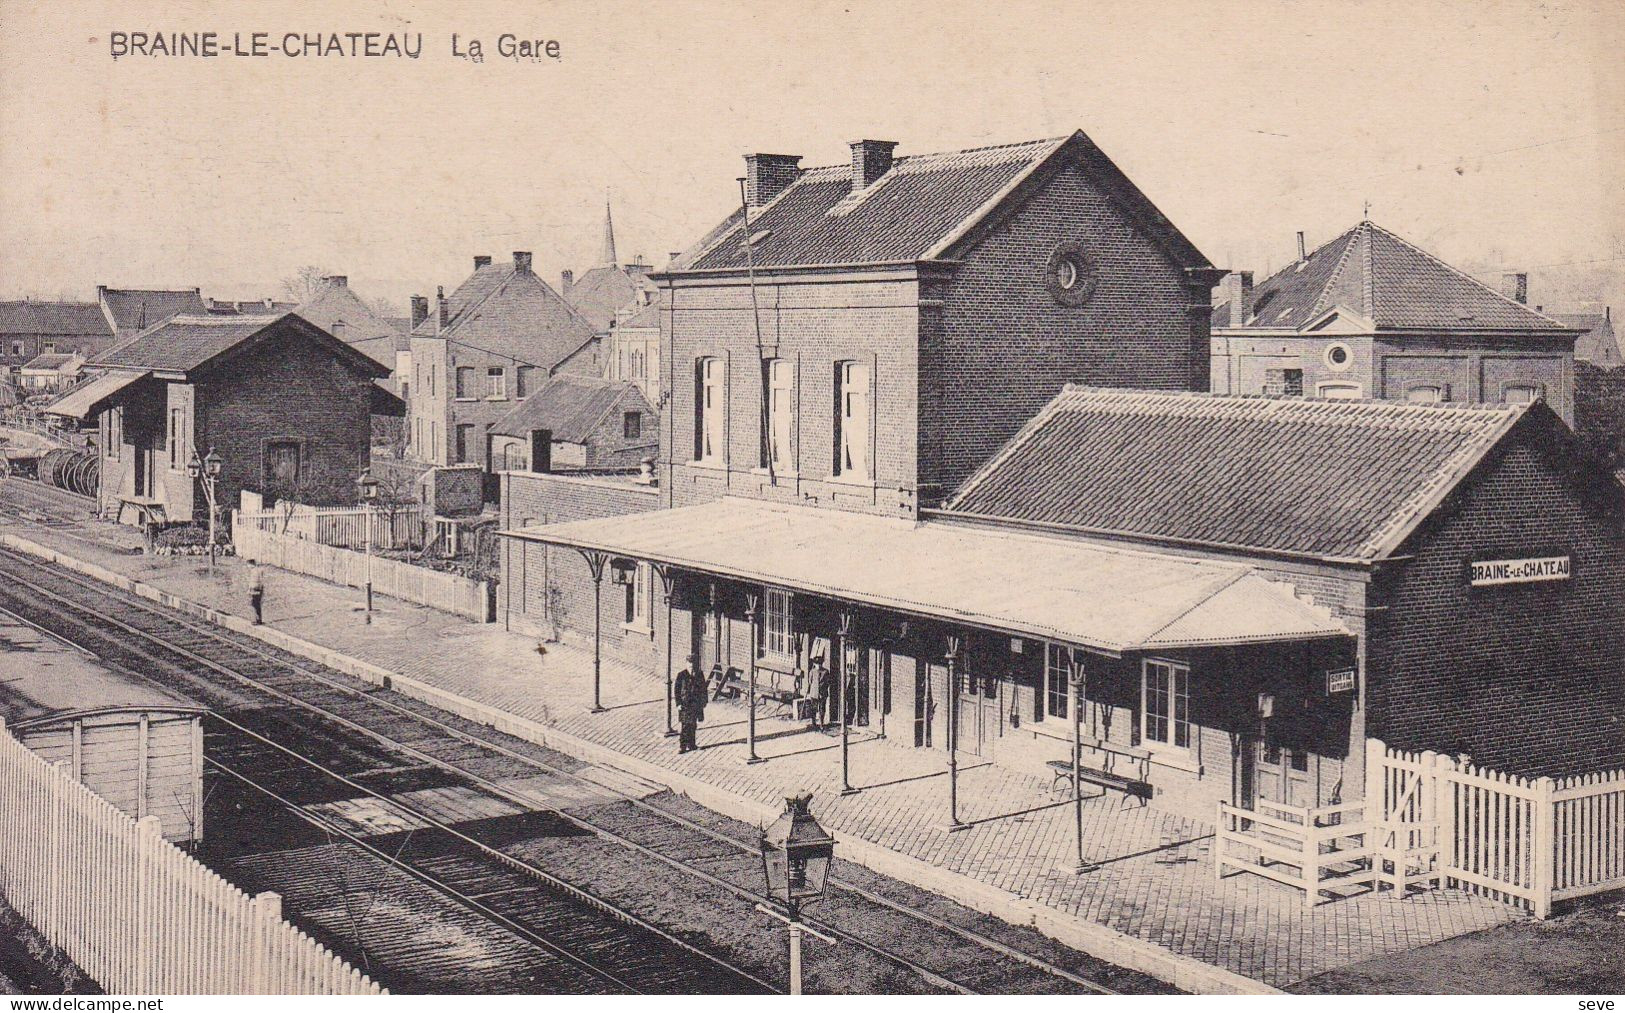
[673,659,705,753]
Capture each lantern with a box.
[203,448,223,478]
[759,793,834,918]
[356,469,379,503]
[609,557,637,585]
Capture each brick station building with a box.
[506,388,1625,823]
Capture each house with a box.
[291,275,409,390]
[498,129,1224,703]
[407,252,600,469]
[602,299,661,404]
[488,374,657,473]
[17,352,86,393]
[44,313,389,526]
[96,286,207,340]
[509,388,1625,824]
[1209,222,1581,422]
[1555,306,1619,368]
[560,202,661,335]
[0,301,113,378]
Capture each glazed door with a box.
[956,665,1001,758]
[915,663,939,748]
[841,641,870,727]
[867,647,890,734]
[1254,742,1313,807]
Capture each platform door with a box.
[956,664,1001,758]
[1254,742,1313,808]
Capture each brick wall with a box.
[926,165,1211,499]
[661,273,923,517]
[499,471,661,668]
[1573,359,1625,470]
[196,333,375,514]
[1367,415,1625,777]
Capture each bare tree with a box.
[366,295,401,320]
[281,265,329,303]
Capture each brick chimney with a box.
[744,153,802,207]
[332,320,346,340]
[513,251,532,274]
[410,294,429,329]
[1221,271,1254,328]
[1296,231,1307,264]
[322,275,347,289]
[1501,272,1528,304]
[561,269,573,298]
[474,255,492,270]
[849,139,898,191]
[436,285,448,332]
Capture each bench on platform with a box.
[1048,752,1152,807]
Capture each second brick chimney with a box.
[744,153,802,208]
[849,139,898,191]
[561,269,573,299]
[474,255,492,270]
[1501,272,1528,305]
[1221,271,1254,328]
[410,294,429,330]
[436,285,448,332]
[322,275,347,289]
[513,251,533,274]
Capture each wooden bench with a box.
[709,665,745,701]
[1048,758,1153,807]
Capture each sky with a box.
[2,0,1622,311]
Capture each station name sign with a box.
[1469,555,1571,587]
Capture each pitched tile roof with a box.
[411,265,597,371]
[294,279,404,366]
[410,264,511,337]
[0,301,111,337]
[489,374,646,443]
[946,386,1531,562]
[565,264,659,333]
[674,131,1213,273]
[88,312,387,378]
[1554,311,1620,366]
[616,300,660,330]
[97,288,207,332]
[1213,221,1571,333]
[19,353,78,371]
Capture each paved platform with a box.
[0,508,1521,993]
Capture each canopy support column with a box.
[745,593,764,764]
[838,609,857,795]
[655,564,677,738]
[945,634,966,831]
[580,549,608,713]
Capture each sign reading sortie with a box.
[1469,555,1571,587]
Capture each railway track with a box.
[0,544,1145,994]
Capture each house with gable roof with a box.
[96,286,207,341]
[1210,221,1582,421]
[406,252,600,470]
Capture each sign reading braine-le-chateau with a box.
[1469,555,1571,587]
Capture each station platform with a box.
[0,506,1520,993]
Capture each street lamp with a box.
[1068,655,1096,874]
[187,447,224,573]
[758,793,835,995]
[356,469,379,623]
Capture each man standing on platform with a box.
[674,659,705,753]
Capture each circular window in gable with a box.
[1045,242,1099,307]
[1325,342,1353,372]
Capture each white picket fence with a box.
[239,501,429,551]
[234,520,493,622]
[0,722,382,994]
[1369,738,1625,917]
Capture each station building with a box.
[505,388,1625,821]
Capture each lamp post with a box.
[745,593,764,764]
[758,793,835,995]
[186,447,223,574]
[1069,655,1094,873]
[356,469,379,623]
[945,634,965,831]
[837,610,856,795]
[656,565,677,737]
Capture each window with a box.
[455,423,474,463]
[167,407,183,470]
[834,360,871,480]
[43,342,56,355]
[1044,643,1086,724]
[763,358,793,472]
[8,341,20,356]
[264,441,300,490]
[759,587,794,658]
[428,365,436,397]
[1262,368,1303,397]
[429,421,438,460]
[104,407,122,461]
[1503,383,1543,405]
[516,366,538,399]
[695,357,723,463]
[1324,343,1353,371]
[1316,382,1362,400]
[623,411,642,440]
[487,366,506,399]
[623,563,650,629]
[1406,384,1447,403]
[455,366,475,399]
[1141,659,1190,751]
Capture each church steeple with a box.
[599,198,618,268]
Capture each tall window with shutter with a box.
[694,357,723,463]
[763,358,794,472]
[834,360,871,480]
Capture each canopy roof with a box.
[503,499,1350,654]
[42,370,150,419]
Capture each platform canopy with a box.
[503,498,1352,654]
[41,369,150,419]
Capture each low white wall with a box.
[234,517,492,622]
